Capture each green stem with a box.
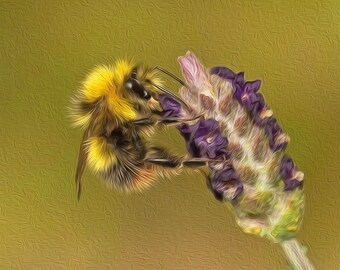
[281,239,315,270]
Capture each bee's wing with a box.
[75,104,105,200]
[75,128,91,201]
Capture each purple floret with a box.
[235,80,262,106]
[180,118,228,159]
[158,94,182,117]
[210,165,244,201]
[244,92,265,116]
[210,66,239,81]
[211,67,262,115]
[266,118,288,151]
[284,179,303,191]
[279,155,295,180]
[280,155,304,191]
[214,165,239,181]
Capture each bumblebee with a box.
[70,59,210,199]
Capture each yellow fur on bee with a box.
[82,65,115,102]
[80,60,137,121]
[112,59,135,87]
[85,137,116,172]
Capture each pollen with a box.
[243,226,262,236]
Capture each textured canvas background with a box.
[1,1,339,269]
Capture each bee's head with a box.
[123,66,165,115]
[71,59,188,128]
[124,65,190,118]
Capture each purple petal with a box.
[280,155,304,190]
[242,93,265,113]
[266,118,282,138]
[180,117,230,159]
[266,118,286,151]
[179,120,201,138]
[210,66,236,80]
[195,118,219,138]
[243,80,261,94]
[234,83,245,103]
[197,139,209,155]
[284,179,303,191]
[159,94,182,117]
[248,93,266,116]
[234,72,245,85]
[206,143,218,158]
[210,166,244,201]
[280,155,295,180]
[214,166,239,181]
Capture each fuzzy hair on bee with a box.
[69,59,212,200]
[70,60,162,129]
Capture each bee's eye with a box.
[141,89,151,99]
[125,79,151,100]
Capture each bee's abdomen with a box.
[100,161,155,191]
[88,130,156,191]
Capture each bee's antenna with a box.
[153,66,186,86]
[147,80,190,111]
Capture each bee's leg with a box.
[131,114,202,127]
[145,147,218,169]
[147,158,209,168]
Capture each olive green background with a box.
[1,1,339,269]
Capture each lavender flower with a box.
[181,118,228,159]
[169,51,313,269]
[161,51,309,243]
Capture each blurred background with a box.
[1,1,339,269]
